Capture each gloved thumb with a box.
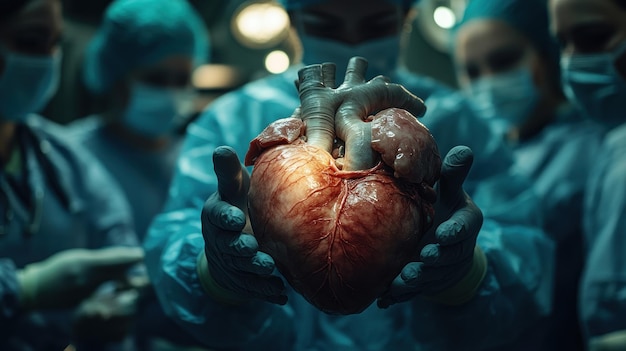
[213,146,249,211]
[438,146,473,202]
[87,247,144,279]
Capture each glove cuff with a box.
[424,246,487,306]
[16,263,42,311]
[196,252,247,306]
[589,330,626,351]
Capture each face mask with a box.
[300,34,401,86]
[0,49,62,121]
[561,40,626,127]
[465,66,540,136]
[122,82,195,137]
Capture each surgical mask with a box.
[466,66,540,136]
[561,40,626,127]
[300,34,401,85]
[122,82,195,137]
[0,49,62,121]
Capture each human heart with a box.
[244,58,441,314]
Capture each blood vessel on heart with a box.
[244,57,441,315]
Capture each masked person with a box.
[144,0,555,350]
[453,0,607,349]
[67,0,209,240]
[548,0,626,349]
[0,0,143,349]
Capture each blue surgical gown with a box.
[580,123,626,340]
[480,105,605,350]
[0,115,138,348]
[66,115,183,240]
[145,66,554,350]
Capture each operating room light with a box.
[265,50,290,74]
[232,2,290,49]
[433,6,456,29]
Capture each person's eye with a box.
[488,47,524,73]
[570,24,616,53]
[13,30,54,55]
[300,12,340,37]
[366,11,401,32]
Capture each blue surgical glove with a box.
[197,146,287,305]
[589,330,626,351]
[378,145,487,308]
[17,247,144,310]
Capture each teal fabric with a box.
[458,0,559,77]
[83,0,209,94]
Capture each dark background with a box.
[44,0,458,125]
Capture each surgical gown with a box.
[477,105,606,350]
[0,115,138,348]
[580,123,626,340]
[145,66,554,350]
[67,115,183,240]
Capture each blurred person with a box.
[143,0,556,350]
[65,0,211,349]
[453,0,607,349]
[0,0,144,349]
[548,0,626,349]
[67,0,209,240]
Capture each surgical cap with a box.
[457,0,559,76]
[277,0,421,10]
[83,0,209,94]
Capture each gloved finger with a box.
[434,203,482,246]
[377,263,423,308]
[420,241,475,267]
[225,251,276,275]
[87,248,145,281]
[213,146,249,211]
[88,247,144,266]
[438,146,474,204]
[415,255,476,293]
[202,192,246,232]
[212,231,259,257]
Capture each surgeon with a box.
[0,0,144,349]
[453,0,606,349]
[144,0,554,350]
[548,0,626,349]
[67,0,209,241]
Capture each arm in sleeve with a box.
[71,140,139,248]
[580,130,626,340]
[410,219,555,351]
[422,92,514,191]
[144,105,296,349]
[0,259,21,330]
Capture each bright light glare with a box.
[235,3,289,46]
[433,6,456,29]
[265,50,290,74]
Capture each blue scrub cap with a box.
[277,0,421,10]
[83,0,210,94]
[457,0,559,77]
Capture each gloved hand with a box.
[589,330,626,351]
[16,247,144,310]
[72,287,140,343]
[197,146,287,305]
[378,145,486,308]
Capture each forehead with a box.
[455,19,528,60]
[550,0,623,28]
[138,55,194,74]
